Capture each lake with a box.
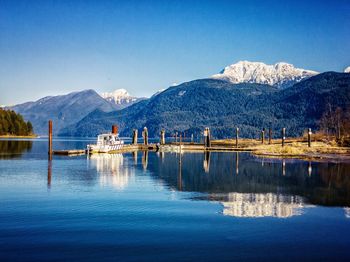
[0,138,350,261]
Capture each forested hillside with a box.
[0,109,33,136]
[60,72,350,139]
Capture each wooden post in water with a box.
[269,128,272,145]
[308,128,312,147]
[261,128,265,144]
[112,125,118,134]
[282,128,286,147]
[48,120,53,155]
[143,127,148,145]
[132,129,138,145]
[236,127,239,148]
[160,129,165,145]
[204,127,211,148]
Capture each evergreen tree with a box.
[0,109,34,136]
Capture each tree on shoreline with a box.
[319,105,350,146]
[0,109,34,136]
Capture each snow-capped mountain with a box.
[212,61,319,88]
[100,89,141,109]
[344,66,350,73]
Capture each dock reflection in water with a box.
[88,153,134,190]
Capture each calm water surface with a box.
[0,138,350,261]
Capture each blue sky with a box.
[0,0,349,105]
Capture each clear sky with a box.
[0,0,349,105]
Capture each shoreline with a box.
[0,135,38,138]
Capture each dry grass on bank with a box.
[213,138,350,157]
[252,141,350,156]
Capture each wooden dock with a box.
[52,143,254,156]
[53,150,86,155]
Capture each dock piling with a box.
[204,127,211,148]
[142,127,148,145]
[132,129,138,145]
[269,128,272,144]
[282,128,286,147]
[112,125,118,134]
[160,129,165,145]
[236,127,239,148]
[48,120,52,155]
[308,128,312,147]
[261,128,265,144]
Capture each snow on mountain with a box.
[212,61,319,88]
[101,89,138,105]
[152,88,167,97]
[345,66,350,73]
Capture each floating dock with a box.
[53,150,86,155]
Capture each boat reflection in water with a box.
[219,193,307,218]
[88,153,134,190]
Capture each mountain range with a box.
[8,61,350,138]
[212,61,318,88]
[59,71,350,138]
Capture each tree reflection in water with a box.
[0,140,33,159]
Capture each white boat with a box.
[87,133,124,153]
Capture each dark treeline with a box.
[0,108,33,136]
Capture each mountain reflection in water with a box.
[218,193,306,218]
[147,151,350,217]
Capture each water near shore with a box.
[0,138,350,261]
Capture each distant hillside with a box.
[60,72,350,138]
[0,109,33,136]
[10,89,118,135]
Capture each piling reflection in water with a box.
[47,155,52,189]
[178,153,182,191]
[132,151,138,165]
[235,152,239,175]
[89,154,133,190]
[203,151,210,173]
[142,151,148,170]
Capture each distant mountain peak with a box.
[101,88,136,104]
[100,88,144,109]
[345,66,350,73]
[212,60,319,88]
